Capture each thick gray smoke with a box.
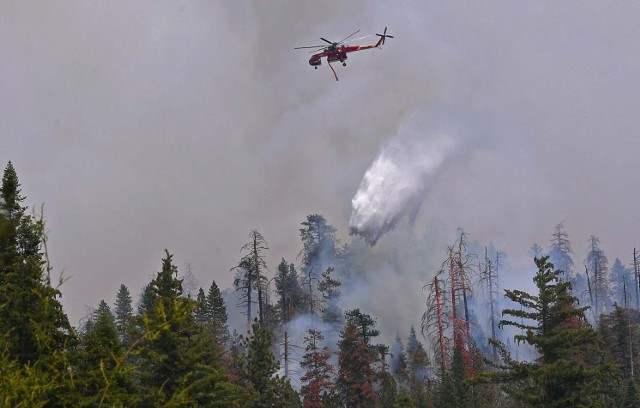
[349,113,457,245]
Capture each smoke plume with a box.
[349,113,457,245]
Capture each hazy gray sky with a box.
[3,1,640,325]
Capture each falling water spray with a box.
[349,113,458,245]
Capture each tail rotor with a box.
[375,26,394,46]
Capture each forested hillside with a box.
[2,160,639,407]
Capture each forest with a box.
[2,158,640,408]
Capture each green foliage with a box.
[114,284,134,346]
[235,231,269,325]
[393,386,416,408]
[133,250,245,406]
[274,259,305,323]
[345,308,379,345]
[598,306,640,380]
[194,287,209,325]
[75,300,139,406]
[481,256,617,407]
[0,162,73,368]
[243,321,278,395]
[242,321,300,407]
[299,214,337,270]
[318,267,342,327]
[0,348,55,408]
[206,279,231,347]
[137,250,194,403]
[623,380,640,408]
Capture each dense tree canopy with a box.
[2,161,639,407]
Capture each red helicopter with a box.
[295,27,394,81]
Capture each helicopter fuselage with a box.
[308,44,377,67]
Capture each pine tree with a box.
[390,333,409,388]
[344,308,380,345]
[299,214,337,271]
[393,386,417,408]
[318,267,342,328]
[484,256,617,407]
[137,283,154,316]
[274,259,305,323]
[242,231,269,324]
[548,222,574,279]
[206,279,230,348]
[598,305,640,380]
[0,161,73,365]
[300,329,334,408]
[137,250,190,402]
[481,246,501,362]
[243,321,300,407]
[623,380,640,408]
[194,287,209,325]
[114,284,134,345]
[275,258,291,324]
[233,255,257,326]
[611,258,630,307]
[76,300,139,406]
[337,320,379,408]
[138,250,243,405]
[586,235,611,317]
[408,340,430,389]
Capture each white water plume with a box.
[349,116,457,245]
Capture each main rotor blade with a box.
[320,37,334,45]
[294,45,327,49]
[342,34,374,44]
[337,29,361,44]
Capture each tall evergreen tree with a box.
[233,255,257,326]
[206,279,230,348]
[611,258,630,307]
[137,250,190,402]
[586,235,611,317]
[300,329,334,408]
[274,258,290,324]
[318,267,342,328]
[483,256,616,407]
[243,321,301,407]
[194,287,209,325]
[337,320,379,408]
[548,222,574,279]
[408,339,430,390]
[136,283,153,317]
[274,259,305,323]
[138,250,244,405]
[299,214,337,272]
[76,300,139,406]
[598,306,640,381]
[390,333,409,388]
[344,308,380,346]
[242,231,269,325]
[114,283,134,345]
[0,161,72,365]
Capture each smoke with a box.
[349,112,462,245]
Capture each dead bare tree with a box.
[422,271,450,372]
[633,248,639,309]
